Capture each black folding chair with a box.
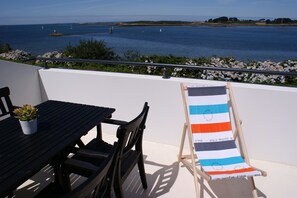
[0,87,15,118]
[35,142,118,198]
[72,102,150,198]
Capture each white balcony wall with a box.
[38,68,297,167]
[1,61,297,167]
[0,60,43,106]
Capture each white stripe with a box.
[189,113,230,124]
[210,170,262,180]
[196,148,240,160]
[201,162,250,172]
[187,95,228,106]
[192,131,234,143]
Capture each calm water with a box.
[1,23,297,61]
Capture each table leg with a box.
[96,123,102,140]
[53,159,71,192]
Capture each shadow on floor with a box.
[207,178,266,198]
[122,160,180,197]
[13,157,180,198]
[182,163,266,198]
[13,157,267,198]
[13,165,54,198]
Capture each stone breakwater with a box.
[1,50,296,85]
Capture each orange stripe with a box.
[207,167,255,175]
[191,122,231,133]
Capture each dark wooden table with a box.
[0,100,115,197]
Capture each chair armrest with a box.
[102,118,128,126]
[77,148,109,158]
[65,158,98,173]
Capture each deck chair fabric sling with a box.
[178,82,266,198]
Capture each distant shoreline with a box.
[115,21,297,27]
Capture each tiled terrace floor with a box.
[14,131,297,198]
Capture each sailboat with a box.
[109,26,114,34]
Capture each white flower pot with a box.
[19,119,38,135]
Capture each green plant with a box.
[13,104,38,121]
[0,42,12,53]
[63,39,117,60]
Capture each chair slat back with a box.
[116,102,149,154]
[65,142,118,198]
[184,85,261,180]
[0,87,14,118]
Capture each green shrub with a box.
[0,42,12,53]
[63,39,117,60]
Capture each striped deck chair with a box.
[178,82,266,198]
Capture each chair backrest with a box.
[64,104,149,198]
[0,87,14,118]
[183,84,262,180]
[64,142,118,198]
[116,102,149,155]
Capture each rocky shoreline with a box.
[185,57,297,84]
[0,50,63,61]
[0,50,33,61]
[1,50,296,85]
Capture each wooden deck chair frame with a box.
[178,82,266,198]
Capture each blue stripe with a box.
[199,156,244,166]
[189,103,229,115]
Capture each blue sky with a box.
[1,0,297,25]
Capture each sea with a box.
[1,23,297,62]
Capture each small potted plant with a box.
[13,104,38,135]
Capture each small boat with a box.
[49,30,63,37]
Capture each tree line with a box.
[207,16,297,24]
